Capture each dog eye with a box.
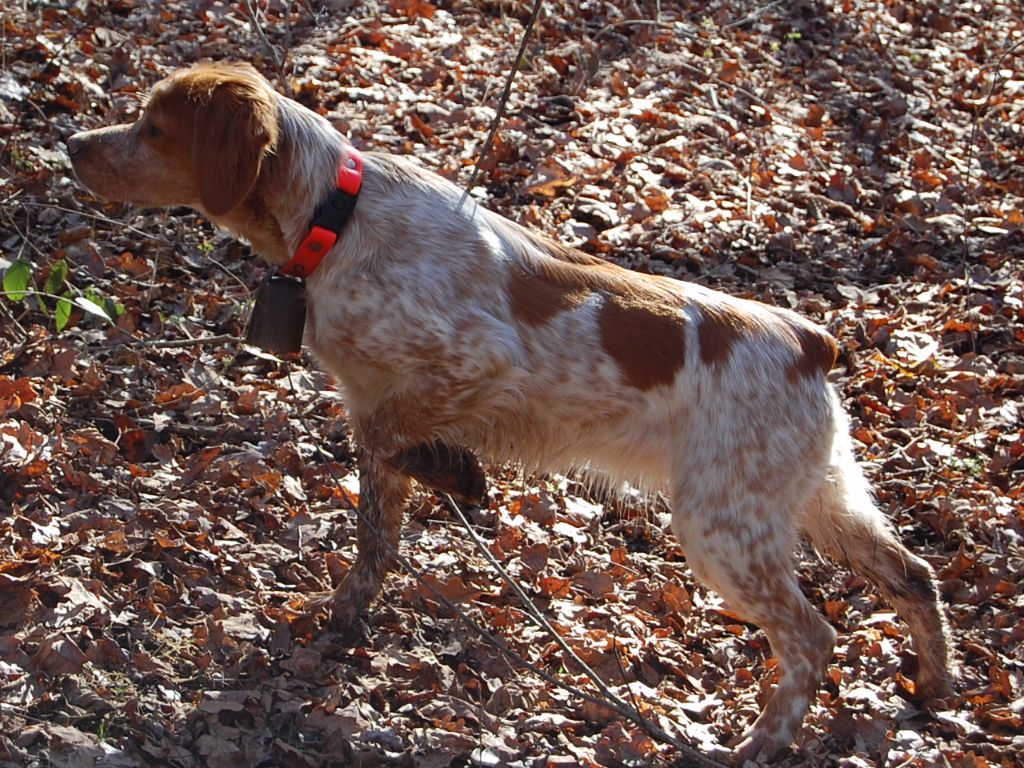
[145,122,161,139]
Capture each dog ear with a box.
[192,79,277,216]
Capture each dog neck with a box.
[209,97,349,268]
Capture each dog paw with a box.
[387,441,487,506]
[304,575,378,630]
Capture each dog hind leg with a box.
[673,506,837,764]
[801,429,953,701]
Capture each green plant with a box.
[2,258,123,331]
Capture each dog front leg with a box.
[325,449,412,627]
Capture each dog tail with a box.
[800,392,953,700]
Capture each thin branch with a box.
[593,19,697,42]
[461,0,545,199]
[611,625,648,734]
[243,0,286,81]
[446,496,646,714]
[0,300,27,345]
[723,0,788,30]
[128,333,240,349]
[19,200,178,245]
[1,204,49,262]
[390,537,706,761]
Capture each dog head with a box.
[68,62,279,217]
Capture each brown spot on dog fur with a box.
[136,64,281,216]
[787,324,838,381]
[503,235,689,388]
[533,235,609,267]
[169,66,279,216]
[505,228,687,331]
[697,303,757,366]
[599,296,686,390]
[69,63,290,262]
[152,65,290,259]
[508,263,591,326]
[497,221,610,269]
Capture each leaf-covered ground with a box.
[1,1,1022,766]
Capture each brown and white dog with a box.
[68,62,952,763]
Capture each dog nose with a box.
[66,133,85,158]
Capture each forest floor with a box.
[1,1,1022,766]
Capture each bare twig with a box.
[592,19,697,43]
[611,624,648,732]
[19,200,177,245]
[447,495,623,684]
[387,533,705,761]
[444,492,723,766]
[0,300,27,345]
[1,204,48,262]
[723,0,787,30]
[129,333,240,349]
[462,0,545,198]
[243,0,287,81]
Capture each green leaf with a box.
[75,295,113,322]
[3,260,32,302]
[44,260,68,295]
[55,294,73,331]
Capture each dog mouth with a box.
[70,151,150,208]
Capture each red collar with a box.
[279,146,364,278]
